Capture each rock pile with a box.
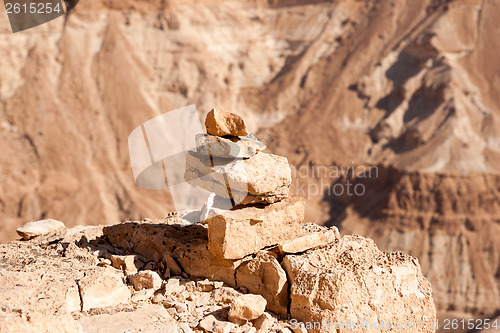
[186,108,305,261]
[2,110,437,332]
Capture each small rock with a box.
[205,107,249,137]
[211,287,242,304]
[183,281,197,292]
[197,279,214,292]
[174,302,188,313]
[164,277,182,294]
[131,288,155,302]
[162,255,183,277]
[280,329,293,333]
[196,133,265,159]
[214,320,237,333]
[16,219,66,240]
[290,327,307,333]
[253,313,274,332]
[110,255,139,275]
[128,270,163,291]
[195,292,211,307]
[244,328,257,333]
[97,258,112,267]
[228,294,267,321]
[151,293,166,304]
[213,281,224,289]
[199,315,217,332]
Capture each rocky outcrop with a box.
[1,216,436,332]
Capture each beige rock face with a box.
[205,108,249,137]
[78,269,131,311]
[16,219,66,240]
[236,251,288,316]
[196,133,266,159]
[207,197,305,260]
[282,235,436,333]
[185,151,291,205]
[228,294,267,321]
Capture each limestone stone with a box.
[164,277,182,294]
[196,133,266,159]
[128,270,163,291]
[185,151,291,205]
[207,197,305,260]
[236,251,288,316]
[228,294,267,321]
[16,219,66,240]
[77,269,131,311]
[278,227,339,254]
[110,254,139,275]
[205,108,249,137]
[282,235,436,333]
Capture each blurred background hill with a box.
[1,0,499,328]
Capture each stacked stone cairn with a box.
[185,107,314,260]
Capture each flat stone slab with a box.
[185,151,291,206]
[196,133,266,159]
[206,197,305,260]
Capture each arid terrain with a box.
[1,0,499,329]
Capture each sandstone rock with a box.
[236,251,288,316]
[228,294,267,321]
[278,227,339,254]
[110,254,139,275]
[104,221,244,287]
[77,269,131,311]
[254,312,274,332]
[207,197,305,260]
[205,108,249,137]
[164,277,182,294]
[185,151,291,205]
[16,219,66,240]
[196,133,266,159]
[128,270,163,291]
[282,235,436,333]
[211,286,242,305]
[199,315,217,332]
[213,320,237,333]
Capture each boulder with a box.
[185,151,291,206]
[205,108,249,137]
[282,235,436,333]
[228,294,267,321]
[196,133,266,159]
[207,197,305,260]
[16,219,66,240]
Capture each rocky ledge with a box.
[1,109,436,332]
[0,214,436,333]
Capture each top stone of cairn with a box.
[205,108,249,137]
